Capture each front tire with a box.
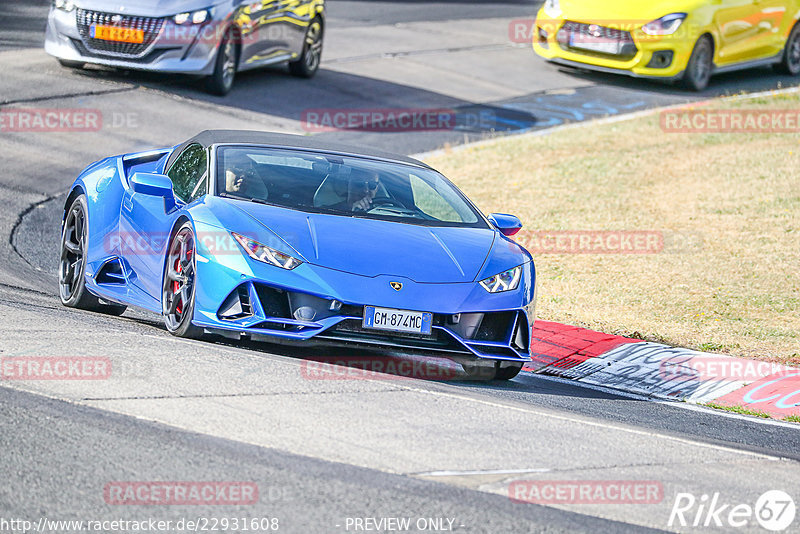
[206,30,238,96]
[162,222,204,338]
[462,361,523,381]
[681,36,713,91]
[289,17,323,78]
[775,23,800,75]
[494,363,524,381]
[59,195,127,316]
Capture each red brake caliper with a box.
[174,258,182,314]
[174,248,193,315]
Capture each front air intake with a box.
[217,285,253,320]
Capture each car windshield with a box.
[215,146,487,228]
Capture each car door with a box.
[752,0,792,57]
[713,0,763,65]
[237,0,302,67]
[119,143,208,303]
[713,0,789,64]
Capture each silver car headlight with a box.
[642,13,687,36]
[479,265,523,293]
[232,232,302,270]
[543,0,561,18]
[174,8,211,25]
[54,0,76,12]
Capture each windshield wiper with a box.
[220,193,271,206]
[372,206,423,217]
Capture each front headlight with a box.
[54,0,75,12]
[479,266,523,293]
[542,0,561,18]
[641,13,687,36]
[174,8,210,25]
[232,232,302,270]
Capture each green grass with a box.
[697,342,741,353]
[705,402,772,419]
[698,342,726,353]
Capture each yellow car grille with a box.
[557,21,638,60]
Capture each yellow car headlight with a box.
[642,13,687,36]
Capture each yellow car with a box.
[533,0,800,90]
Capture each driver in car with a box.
[346,169,380,211]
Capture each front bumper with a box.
[44,7,220,74]
[533,12,696,80]
[190,226,536,362]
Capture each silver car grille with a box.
[76,9,164,58]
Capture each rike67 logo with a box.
[669,490,796,531]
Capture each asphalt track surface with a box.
[1,1,800,532]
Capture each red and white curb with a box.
[524,321,800,420]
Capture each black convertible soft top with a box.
[165,130,430,172]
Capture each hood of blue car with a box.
[74,0,215,17]
[228,201,497,284]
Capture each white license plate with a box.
[570,33,620,55]
[363,306,433,335]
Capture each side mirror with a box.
[131,173,173,196]
[130,173,177,212]
[488,213,523,237]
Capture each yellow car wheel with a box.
[682,35,713,91]
[775,23,800,75]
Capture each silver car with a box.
[45,0,325,95]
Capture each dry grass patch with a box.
[427,93,800,364]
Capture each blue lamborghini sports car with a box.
[59,131,536,380]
